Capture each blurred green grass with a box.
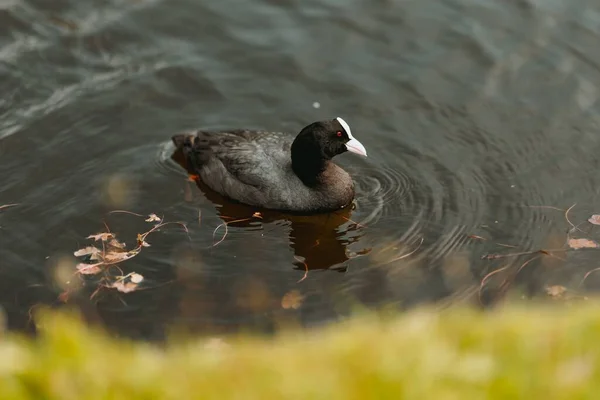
[2,302,600,399]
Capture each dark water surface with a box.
[2,0,600,340]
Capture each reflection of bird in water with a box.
[171,147,370,273]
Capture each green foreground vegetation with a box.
[1,302,600,399]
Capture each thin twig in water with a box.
[212,218,251,247]
[479,265,512,305]
[580,267,600,287]
[496,255,542,297]
[481,248,566,260]
[514,255,542,277]
[90,286,102,301]
[294,256,309,283]
[467,235,487,241]
[479,256,541,304]
[340,215,367,229]
[139,221,189,244]
[544,252,567,262]
[526,205,566,212]
[0,204,18,211]
[378,237,424,266]
[108,210,145,217]
[496,243,518,248]
[480,265,510,291]
[102,219,111,233]
[564,203,585,233]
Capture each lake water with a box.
[2,0,600,340]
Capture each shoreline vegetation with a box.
[1,302,600,399]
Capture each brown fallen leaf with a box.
[87,232,115,241]
[546,285,567,298]
[103,250,138,263]
[145,213,162,223]
[568,238,599,249]
[130,273,144,284]
[281,290,305,310]
[76,263,103,275]
[108,238,126,250]
[137,233,150,247]
[58,290,71,303]
[589,215,600,225]
[73,246,101,258]
[109,281,139,293]
[252,212,263,219]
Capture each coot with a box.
[172,117,367,213]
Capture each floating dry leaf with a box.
[86,232,115,241]
[103,250,137,263]
[73,246,101,258]
[137,233,150,247]
[130,273,144,284]
[546,285,567,298]
[589,215,600,225]
[108,238,126,250]
[76,263,102,275]
[281,290,305,310]
[110,280,139,293]
[145,213,161,223]
[568,238,599,249]
[58,291,71,303]
[252,212,263,219]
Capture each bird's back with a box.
[173,129,311,210]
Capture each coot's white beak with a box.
[336,116,367,157]
[345,138,367,157]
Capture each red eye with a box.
[336,131,342,137]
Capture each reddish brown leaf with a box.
[108,238,126,250]
[103,250,137,263]
[281,290,305,310]
[58,291,71,303]
[86,232,115,241]
[136,233,150,247]
[109,281,139,293]
[73,246,101,258]
[568,238,599,249]
[76,263,103,275]
[546,285,567,298]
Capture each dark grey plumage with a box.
[172,118,367,213]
